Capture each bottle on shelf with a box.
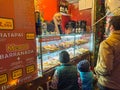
[59,1,64,13]
[35,11,42,35]
[75,22,79,34]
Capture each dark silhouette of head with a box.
[59,51,70,63]
[77,60,90,72]
[109,16,120,30]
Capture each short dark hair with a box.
[59,51,70,63]
[109,16,120,30]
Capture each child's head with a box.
[59,51,70,63]
[77,60,90,72]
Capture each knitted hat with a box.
[59,51,70,63]
[77,60,90,72]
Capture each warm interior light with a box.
[9,79,18,86]
[108,0,111,3]
[48,76,51,80]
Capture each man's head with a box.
[109,16,120,31]
[53,12,62,24]
[105,16,120,36]
[59,51,70,63]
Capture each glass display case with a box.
[36,33,93,77]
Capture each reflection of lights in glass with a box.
[36,38,39,41]
[90,33,93,51]
[62,35,74,38]
[75,34,82,37]
[48,76,51,80]
[27,82,33,87]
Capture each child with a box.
[50,51,79,90]
[77,60,94,90]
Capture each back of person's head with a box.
[109,16,120,30]
[59,51,70,63]
[77,60,90,72]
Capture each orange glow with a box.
[35,0,59,21]
[9,79,18,86]
[108,0,111,3]
[48,76,51,80]
[80,13,82,15]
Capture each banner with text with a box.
[0,0,38,90]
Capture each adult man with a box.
[50,12,63,34]
[95,16,120,90]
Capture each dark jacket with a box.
[56,63,79,90]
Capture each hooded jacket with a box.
[79,71,94,90]
[95,30,120,89]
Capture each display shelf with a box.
[36,33,93,77]
[15,51,91,90]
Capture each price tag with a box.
[12,69,22,79]
[26,33,35,39]
[26,65,35,74]
[0,18,13,30]
[0,74,8,84]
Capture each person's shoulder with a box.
[100,37,114,48]
[100,38,111,46]
[55,65,65,70]
[100,38,107,44]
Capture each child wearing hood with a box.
[77,60,94,90]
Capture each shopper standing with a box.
[50,51,79,90]
[95,16,120,90]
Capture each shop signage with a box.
[0,0,38,90]
[39,36,61,42]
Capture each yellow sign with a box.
[26,33,35,40]
[12,69,22,79]
[26,65,35,74]
[0,18,13,30]
[0,74,8,84]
